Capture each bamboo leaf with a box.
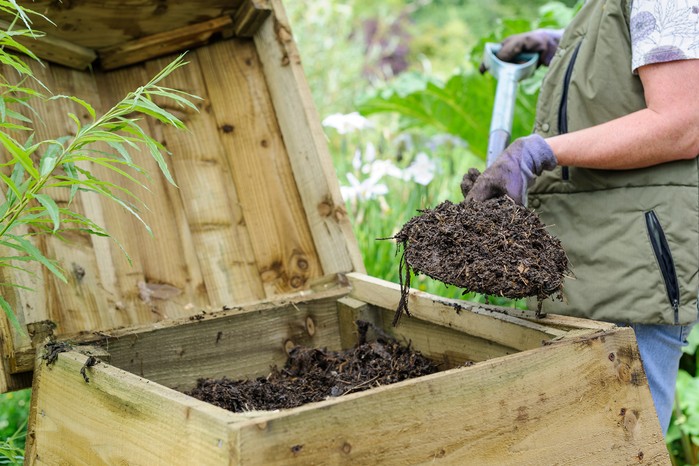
[0,294,23,334]
[0,172,22,203]
[0,132,39,179]
[50,94,96,119]
[1,235,65,282]
[129,99,185,128]
[33,193,59,232]
[106,141,134,163]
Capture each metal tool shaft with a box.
[482,43,538,167]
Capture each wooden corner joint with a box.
[233,0,273,38]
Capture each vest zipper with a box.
[557,41,582,181]
[645,210,681,324]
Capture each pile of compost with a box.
[187,321,439,412]
[391,196,570,324]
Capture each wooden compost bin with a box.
[0,1,669,464]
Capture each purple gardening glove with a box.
[479,29,563,73]
[462,134,557,205]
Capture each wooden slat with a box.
[237,327,668,465]
[141,53,267,306]
[104,287,349,391]
[91,65,211,323]
[253,1,365,276]
[25,350,244,465]
[0,1,244,49]
[99,16,234,70]
[347,273,567,351]
[196,39,323,298]
[336,297,378,349]
[233,0,272,37]
[377,300,519,364]
[0,20,96,70]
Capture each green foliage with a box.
[0,389,29,465]
[668,370,699,465]
[358,71,538,160]
[357,2,580,161]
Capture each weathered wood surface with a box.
[104,287,348,391]
[237,327,668,465]
[233,0,272,37]
[0,33,351,383]
[99,16,234,70]
[0,20,96,69]
[347,273,570,351]
[2,1,245,49]
[195,39,324,298]
[26,327,668,464]
[254,0,365,277]
[25,350,247,465]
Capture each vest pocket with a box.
[558,41,582,182]
[645,210,680,323]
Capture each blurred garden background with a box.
[2,1,699,464]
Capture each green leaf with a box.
[129,99,185,128]
[0,235,65,282]
[0,132,39,179]
[33,194,60,232]
[0,295,23,335]
[105,141,134,163]
[49,95,96,119]
[0,173,22,208]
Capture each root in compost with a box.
[186,321,439,413]
[391,196,570,325]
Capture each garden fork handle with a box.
[483,43,538,167]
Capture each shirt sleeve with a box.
[630,0,699,72]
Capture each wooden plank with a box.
[99,16,234,70]
[347,273,567,351]
[377,301,519,365]
[25,350,244,465]
[104,287,349,392]
[0,20,96,69]
[142,52,267,307]
[237,327,668,465]
[196,39,324,298]
[233,0,272,37]
[92,65,210,323]
[253,1,365,276]
[0,1,244,49]
[336,297,379,349]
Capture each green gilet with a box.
[528,0,699,325]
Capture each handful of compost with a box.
[391,178,569,325]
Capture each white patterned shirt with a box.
[630,0,699,71]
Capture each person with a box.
[464,0,699,435]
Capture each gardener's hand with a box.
[480,29,563,73]
[463,134,557,205]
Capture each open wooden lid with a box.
[0,0,364,392]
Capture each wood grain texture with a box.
[100,16,234,70]
[236,327,668,465]
[253,0,365,276]
[26,327,667,464]
[142,51,268,307]
[104,287,348,391]
[0,28,358,387]
[196,39,323,298]
[0,20,96,69]
[347,273,568,351]
[2,1,245,49]
[25,350,245,465]
[233,0,272,37]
